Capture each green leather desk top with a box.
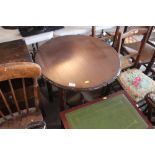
[65,94,148,129]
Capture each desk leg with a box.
[31,44,36,62]
[31,43,39,62]
[36,43,39,50]
[46,81,53,101]
[59,88,67,111]
[104,84,111,96]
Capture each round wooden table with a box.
[36,35,120,91]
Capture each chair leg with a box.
[38,76,45,87]
[104,84,111,96]
[40,105,47,118]
[143,105,148,115]
[58,88,67,111]
[62,89,67,109]
[148,106,152,122]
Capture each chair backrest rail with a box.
[0,89,13,116]
[0,62,41,82]
[8,80,21,115]
[113,26,153,68]
[122,28,148,39]
[115,27,150,54]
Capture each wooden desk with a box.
[0,39,31,64]
[36,35,120,91]
[60,91,152,129]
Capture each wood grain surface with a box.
[36,35,120,90]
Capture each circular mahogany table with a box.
[36,35,120,91]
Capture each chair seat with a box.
[118,69,155,102]
[123,42,155,64]
[0,109,43,129]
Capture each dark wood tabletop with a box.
[36,35,120,90]
[0,39,31,64]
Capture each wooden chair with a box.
[116,28,155,113]
[121,26,154,67]
[112,26,146,49]
[0,62,44,128]
[118,49,155,112]
[114,27,152,70]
